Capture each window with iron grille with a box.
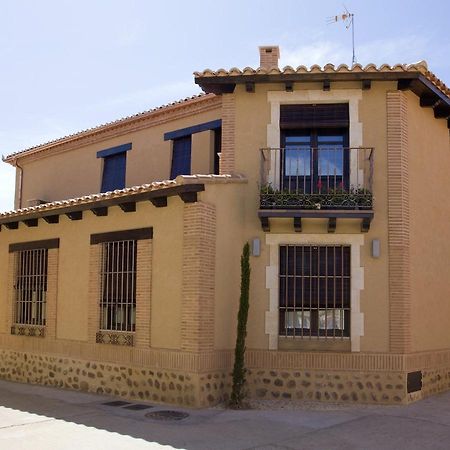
[100,240,137,332]
[279,245,350,338]
[14,249,48,326]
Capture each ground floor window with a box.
[279,245,350,338]
[14,248,48,326]
[100,239,137,332]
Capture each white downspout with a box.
[15,158,24,209]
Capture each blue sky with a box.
[1,0,449,211]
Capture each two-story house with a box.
[0,46,449,406]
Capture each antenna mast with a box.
[328,7,356,65]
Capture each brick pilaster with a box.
[387,90,411,353]
[45,249,59,339]
[7,253,15,332]
[87,244,101,343]
[181,202,216,352]
[135,239,152,348]
[220,94,236,174]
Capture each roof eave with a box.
[0,174,248,225]
[0,183,205,226]
[3,93,220,163]
[195,71,450,109]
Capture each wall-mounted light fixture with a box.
[251,238,261,257]
[372,239,380,258]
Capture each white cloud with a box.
[114,21,144,47]
[357,36,430,65]
[0,80,203,212]
[280,34,435,68]
[281,41,349,67]
[96,80,201,110]
[1,125,74,157]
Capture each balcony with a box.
[259,147,374,232]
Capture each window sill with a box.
[96,331,134,347]
[11,324,45,338]
[278,336,350,352]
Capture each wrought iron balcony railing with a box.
[260,147,374,210]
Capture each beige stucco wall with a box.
[16,107,221,207]
[4,79,449,360]
[1,79,450,405]
[0,199,185,348]
[407,90,450,352]
[225,81,394,353]
[201,183,246,350]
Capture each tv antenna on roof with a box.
[327,6,356,65]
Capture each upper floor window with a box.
[214,128,221,175]
[170,136,192,179]
[164,120,222,179]
[101,153,126,192]
[280,104,349,193]
[97,143,132,193]
[282,129,349,193]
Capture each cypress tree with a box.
[230,242,251,408]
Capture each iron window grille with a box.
[14,249,48,326]
[99,240,137,332]
[279,245,351,338]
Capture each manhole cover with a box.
[124,404,153,411]
[103,401,131,407]
[145,410,189,421]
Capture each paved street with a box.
[0,379,450,449]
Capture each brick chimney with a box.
[259,46,280,69]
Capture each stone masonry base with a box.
[1,348,450,407]
[0,349,230,407]
[246,369,405,403]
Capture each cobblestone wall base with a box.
[1,348,449,406]
[0,349,222,407]
[247,369,406,404]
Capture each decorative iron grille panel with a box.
[14,249,48,326]
[279,245,350,338]
[100,240,137,332]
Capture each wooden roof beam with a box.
[43,215,59,224]
[245,82,255,93]
[119,202,136,212]
[66,211,82,221]
[362,79,371,90]
[420,94,440,107]
[434,104,450,119]
[150,197,168,208]
[91,207,108,216]
[4,222,19,230]
[23,218,38,227]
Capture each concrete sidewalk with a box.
[0,379,449,450]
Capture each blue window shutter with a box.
[101,152,126,192]
[170,136,192,179]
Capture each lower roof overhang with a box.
[0,183,205,231]
[258,209,374,233]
